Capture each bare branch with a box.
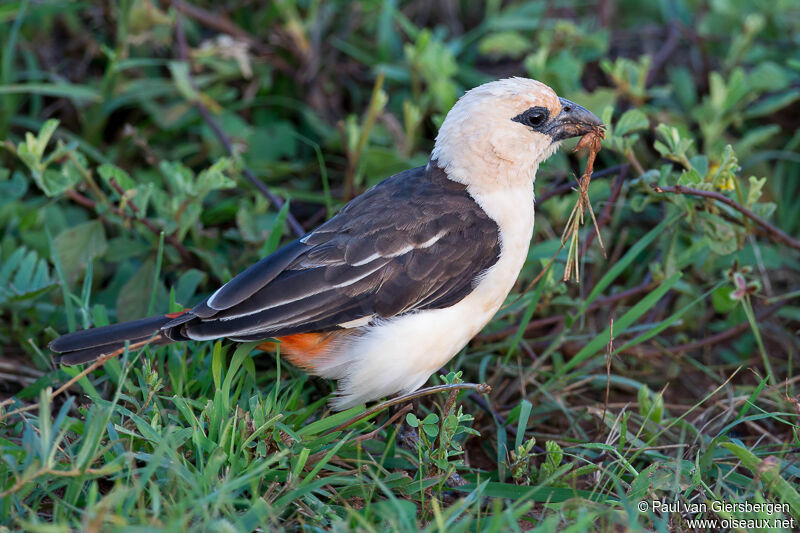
[652,184,800,252]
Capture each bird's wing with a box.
[169,163,501,341]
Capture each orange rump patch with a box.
[165,310,188,318]
[257,332,335,371]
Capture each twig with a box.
[469,392,546,453]
[348,404,412,445]
[195,106,306,237]
[108,177,141,216]
[468,393,515,437]
[0,337,157,421]
[479,279,657,343]
[175,14,305,238]
[646,22,681,87]
[67,152,108,204]
[437,388,461,452]
[171,0,291,71]
[588,301,784,359]
[305,404,413,467]
[652,184,800,252]
[667,302,784,356]
[580,164,629,259]
[537,164,626,205]
[561,129,607,282]
[65,189,197,266]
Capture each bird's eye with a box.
[511,106,550,130]
[526,111,547,127]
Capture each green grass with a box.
[1,0,800,531]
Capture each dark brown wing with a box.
[164,162,500,342]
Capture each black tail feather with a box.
[50,315,177,365]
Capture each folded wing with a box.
[164,163,501,342]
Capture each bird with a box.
[49,77,603,410]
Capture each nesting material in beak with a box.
[547,97,606,141]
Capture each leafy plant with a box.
[1,0,799,530]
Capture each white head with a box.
[431,77,602,189]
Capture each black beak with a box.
[546,98,604,141]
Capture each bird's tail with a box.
[49,312,187,365]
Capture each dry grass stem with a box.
[561,128,607,282]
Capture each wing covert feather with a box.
[176,162,501,341]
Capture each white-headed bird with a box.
[50,77,603,409]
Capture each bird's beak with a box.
[546,97,605,141]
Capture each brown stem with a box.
[652,184,800,252]
[592,301,785,359]
[0,337,160,422]
[479,280,657,343]
[171,0,291,72]
[646,22,681,87]
[536,164,626,204]
[109,177,141,216]
[65,189,197,266]
[580,164,629,259]
[667,302,784,356]
[175,14,305,238]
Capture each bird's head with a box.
[432,77,603,186]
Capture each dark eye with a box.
[526,111,547,127]
[511,106,550,130]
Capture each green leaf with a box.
[212,341,223,391]
[296,405,366,436]
[678,168,704,186]
[39,167,79,197]
[53,220,108,285]
[0,83,100,101]
[746,176,767,208]
[478,31,531,58]
[168,61,199,102]
[98,163,136,190]
[514,400,533,451]
[422,413,439,425]
[637,385,662,424]
[422,423,439,438]
[544,440,563,473]
[115,260,166,322]
[174,269,206,306]
[193,158,235,197]
[262,200,290,256]
[712,285,738,313]
[221,342,259,406]
[0,247,55,303]
[701,215,738,255]
[247,123,298,164]
[721,442,800,516]
[33,119,59,157]
[745,88,800,118]
[614,109,648,137]
[159,160,194,195]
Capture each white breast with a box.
[321,181,536,410]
